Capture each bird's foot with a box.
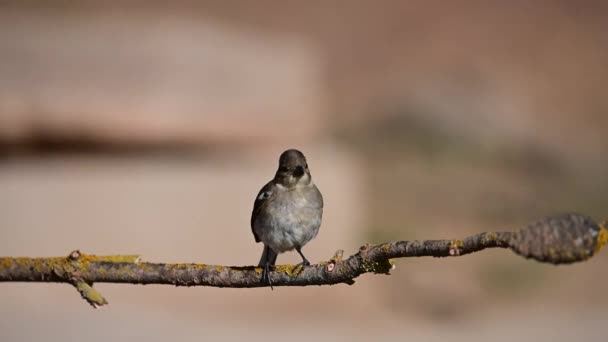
[261,263,275,290]
[295,247,311,268]
[295,259,311,267]
[293,259,310,275]
[292,259,310,276]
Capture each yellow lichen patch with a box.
[75,281,108,307]
[595,223,608,254]
[37,258,61,273]
[485,232,497,241]
[88,255,140,263]
[102,255,139,263]
[254,267,263,275]
[13,258,33,267]
[214,265,224,272]
[190,264,208,270]
[1,258,13,268]
[200,264,215,271]
[274,264,303,277]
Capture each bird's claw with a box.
[261,263,275,290]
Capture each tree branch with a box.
[1,213,606,307]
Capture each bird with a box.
[251,149,324,288]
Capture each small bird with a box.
[251,149,323,287]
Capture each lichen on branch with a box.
[0,213,606,308]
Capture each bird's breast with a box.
[254,187,323,253]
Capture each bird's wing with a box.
[251,181,276,243]
[312,184,324,209]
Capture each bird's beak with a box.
[293,165,305,177]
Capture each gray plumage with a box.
[251,149,323,272]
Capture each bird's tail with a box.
[258,245,278,267]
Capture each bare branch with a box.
[1,213,606,307]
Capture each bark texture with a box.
[1,213,606,307]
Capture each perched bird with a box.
[251,149,324,287]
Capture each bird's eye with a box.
[278,166,289,172]
[257,191,271,200]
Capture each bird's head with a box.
[274,149,311,188]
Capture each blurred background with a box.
[1,1,607,341]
